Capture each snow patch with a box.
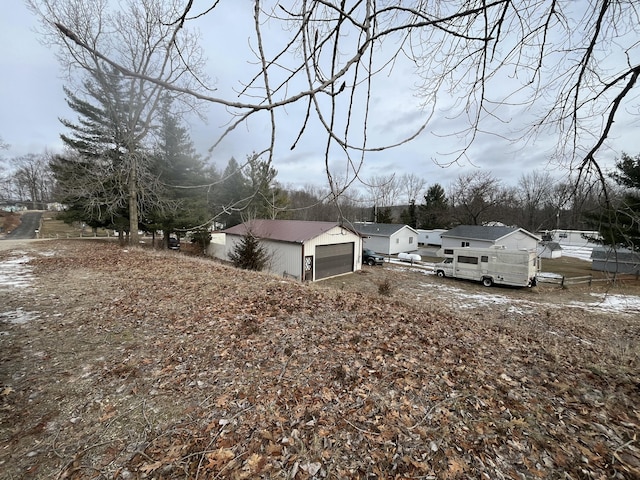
[0,308,40,324]
[0,254,34,289]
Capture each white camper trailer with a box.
[435,246,538,287]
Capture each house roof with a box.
[442,225,541,242]
[223,219,359,244]
[353,222,418,237]
[591,246,640,264]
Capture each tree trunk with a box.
[128,161,139,245]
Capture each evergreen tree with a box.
[229,232,269,271]
[587,153,640,250]
[419,184,449,228]
[55,70,159,240]
[217,157,251,228]
[399,200,417,228]
[245,153,288,219]
[146,96,215,248]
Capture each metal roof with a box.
[223,219,359,244]
[442,225,540,242]
[353,222,417,237]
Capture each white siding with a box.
[497,233,538,251]
[362,236,390,255]
[389,227,418,254]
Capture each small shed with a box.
[537,241,563,259]
[441,225,541,253]
[353,223,419,255]
[221,219,362,281]
[591,247,640,274]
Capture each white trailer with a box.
[434,246,538,287]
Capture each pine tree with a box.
[229,232,269,271]
[146,96,215,249]
[55,70,153,240]
[586,153,640,250]
[419,183,449,229]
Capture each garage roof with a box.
[224,220,359,244]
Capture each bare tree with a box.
[28,0,207,243]
[399,173,427,205]
[11,153,54,209]
[39,1,639,215]
[516,170,555,232]
[449,172,512,225]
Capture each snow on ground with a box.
[559,245,594,262]
[0,251,40,324]
[389,263,640,316]
[0,252,34,289]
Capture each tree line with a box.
[3,123,639,251]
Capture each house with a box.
[540,229,601,247]
[353,222,419,255]
[440,225,541,254]
[591,247,640,275]
[220,219,363,281]
[417,229,447,246]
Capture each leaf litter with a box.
[0,240,638,479]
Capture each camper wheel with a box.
[482,277,493,287]
[436,270,445,277]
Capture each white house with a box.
[220,219,363,281]
[417,228,447,246]
[353,223,419,255]
[541,229,601,247]
[441,225,541,253]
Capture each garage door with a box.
[315,242,354,280]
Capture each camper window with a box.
[481,255,488,262]
[458,255,479,265]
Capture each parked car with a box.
[168,237,180,250]
[363,248,384,266]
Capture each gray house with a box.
[221,220,363,281]
[353,223,419,255]
[441,225,540,253]
[591,247,640,274]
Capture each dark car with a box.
[363,248,384,266]
[168,237,180,250]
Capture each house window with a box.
[461,241,470,247]
[444,249,454,255]
[396,238,399,244]
[457,255,479,265]
[409,237,414,244]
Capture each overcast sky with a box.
[1,1,638,195]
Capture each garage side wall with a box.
[224,235,304,280]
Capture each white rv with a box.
[435,246,538,287]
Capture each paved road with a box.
[2,211,43,240]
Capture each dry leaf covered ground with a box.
[1,240,639,479]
